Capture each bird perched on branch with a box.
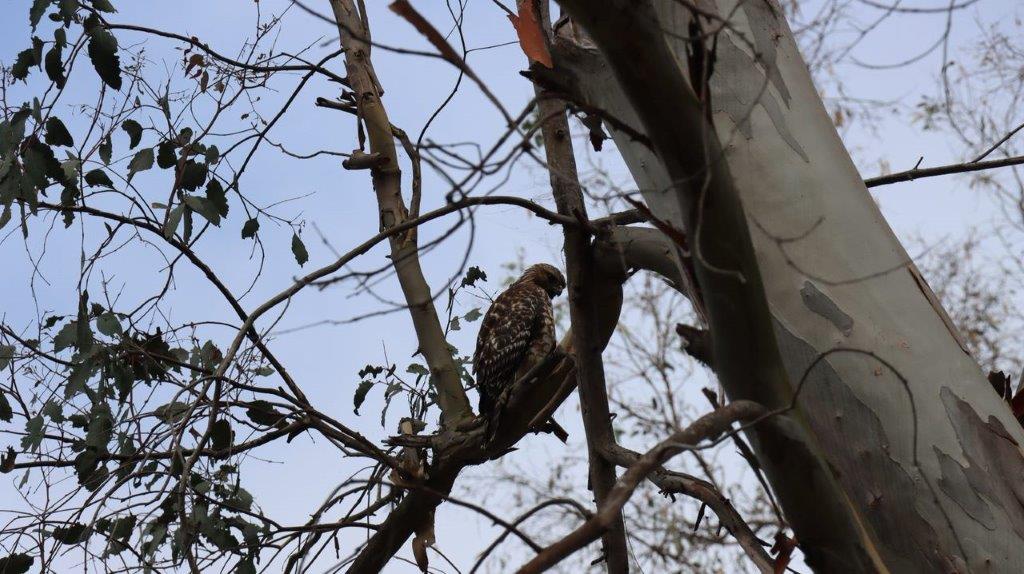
[473,263,566,433]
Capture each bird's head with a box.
[519,263,566,298]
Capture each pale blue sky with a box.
[1,1,1021,572]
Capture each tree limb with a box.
[533,6,630,568]
[514,400,767,574]
[864,153,1024,187]
[329,0,474,427]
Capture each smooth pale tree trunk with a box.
[557,1,1024,571]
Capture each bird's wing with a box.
[473,285,545,396]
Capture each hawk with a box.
[473,263,566,421]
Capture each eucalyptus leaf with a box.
[0,553,32,574]
[44,118,74,147]
[89,0,116,12]
[241,218,258,239]
[121,119,142,149]
[126,148,153,181]
[210,419,232,451]
[183,195,220,226]
[44,45,66,88]
[96,312,121,336]
[291,233,308,266]
[11,49,36,81]
[178,160,207,190]
[205,179,228,217]
[29,0,51,30]
[163,204,184,240]
[52,523,91,545]
[98,134,112,164]
[353,380,373,415]
[84,169,113,188]
[0,345,13,370]
[86,16,122,90]
[156,140,176,169]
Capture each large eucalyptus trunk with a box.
[557,1,1024,571]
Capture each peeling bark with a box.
[535,33,630,568]
[555,0,1024,571]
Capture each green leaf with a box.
[1,446,16,473]
[154,401,190,424]
[61,158,81,185]
[461,266,487,287]
[81,463,108,492]
[121,119,142,149]
[241,218,258,239]
[127,148,153,181]
[52,523,91,544]
[183,195,220,226]
[30,0,51,29]
[111,361,133,402]
[406,363,429,376]
[0,206,10,231]
[178,160,207,190]
[41,399,64,422]
[449,316,461,331]
[44,117,74,147]
[353,380,373,415]
[156,140,176,169]
[54,27,67,49]
[0,345,13,370]
[31,36,44,68]
[236,558,256,574]
[84,169,113,187]
[107,515,136,543]
[198,340,222,369]
[89,0,116,12]
[0,392,12,423]
[76,292,94,353]
[11,49,36,81]
[53,321,77,352]
[245,400,285,427]
[98,134,112,164]
[30,99,42,124]
[163,204,184,240]
[205,145,220,164]
[22,139,60,190]
[96,312,121,336]
[86,17,122,90]
[182,206,193,243]
[463,308,482,322]
[65,360,94,398]
[291,233,308,266]
[205,179,228,218]
[59,0,79,24]
[45,45,66,88]
[175,127,193,145]
[226,487,253,511]
[85,402,113,452]
[21,415,44,451]
[210,418,232,451]
[0,553,33,574]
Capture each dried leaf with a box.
[508,0,552,68]
[291,233,308,266]
[770,531,797,574]
[410,508,435,573]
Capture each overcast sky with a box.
[1,1,1021,572]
